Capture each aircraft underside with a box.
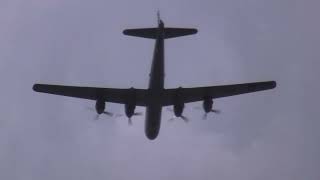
[33,14,276,140]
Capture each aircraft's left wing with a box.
[33,84,148,106]
[162,81,276,106]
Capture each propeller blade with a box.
[201,109,221,120]
[86,106,113,115]
[94,114,100,120]
[211,109,221,114]
[128,118,133,126]
[181,115,189,123]
[202,113,208,120]
[103,111,113,116]
[133,112,143,116]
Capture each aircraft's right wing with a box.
[162,81,276,106]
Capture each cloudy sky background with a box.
[0,0,319,179]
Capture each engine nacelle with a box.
[125,103,136,118]
[95,99,105,114]
[173,87,184,117]
[173,102,184,117]
[125,88,137,118]
[203,97,213,113]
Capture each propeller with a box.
[201,109,221,120]
[168,115,190,123]
[193,106,221,120]
[180,115,190,123]
[127,112,143,126]
[86,107,114,120]
[166,108,190,123]
[113,112,143,126]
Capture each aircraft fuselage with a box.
[145,21,165,140]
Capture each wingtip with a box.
[122,29,128,35]
[32,84,39,92]
[271,81,277,88]
[193,28,198,34]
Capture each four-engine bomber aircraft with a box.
[33,15,276,140]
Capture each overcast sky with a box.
[0,0,319,180]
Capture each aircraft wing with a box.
[162,81,276,106]
[33,84,148,106]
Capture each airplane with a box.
[33,14,276,140]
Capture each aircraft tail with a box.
[123,27,197,39]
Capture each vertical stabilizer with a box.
[157,10,161,25]
[123,12,197,39]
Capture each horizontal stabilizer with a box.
[123,28,157,39]
[123,28,197,39]
[164,28,198,39]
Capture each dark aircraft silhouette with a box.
[33,14,276,140]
